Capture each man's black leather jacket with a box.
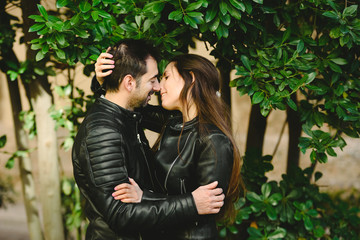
[72,97,198,240]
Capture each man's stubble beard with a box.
[127,89,148,110]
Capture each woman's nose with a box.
[159,79,164,89]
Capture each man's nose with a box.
[153,79,160,92]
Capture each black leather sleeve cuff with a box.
[90,75,105,96]
[141,189,168,201]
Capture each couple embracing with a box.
[72,39,244,240]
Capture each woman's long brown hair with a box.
[172,54,245,224]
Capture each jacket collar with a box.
[98,96,142,121]
[170,116,198,131]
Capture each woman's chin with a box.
[161,103,173,111]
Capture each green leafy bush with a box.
[218,153,360,240]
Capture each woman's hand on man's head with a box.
[94,47,115,85]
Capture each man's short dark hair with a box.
[103,39,159,92]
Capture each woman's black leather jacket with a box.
[141,107,234,240]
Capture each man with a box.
[72,39,224,240]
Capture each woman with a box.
[96,53,244,239]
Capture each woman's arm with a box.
[138,105,180,133]
[195,132,234,195]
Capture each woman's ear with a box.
[123,74,136,92]
[189,71,195,84]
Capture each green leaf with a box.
[252,0,263,4]
[169,10,183,22]
[322,11,339,20]
[228,225,238,234]
[55,33,66,45]
[62,179,72,195]
[261,183,272,198]
[287,189,302,199]
[328,61,342,73]
[326,147,337,157]
[135,15,142,27]
[143,1,165,14]
[219,1,228,15]
[0,135,6,148]
[247,192,262,202]
[297,40,304,52]
[70,13,80,25]
[305,72,316,84]
[269,193,282,205]
[227,4,242,20]
[34,67,44,75]
[56,0,69,8]
[304,215,313,230]
[229,0,245,11]
[318,152,328,163]
[29,15,45,23]
[247,227,263,237]
[330,58,348,65]
[186,1,203,11]
[301,53,316,60]
[92,0,101,6]
[265,83,275,95]
[205,8,217,23]
[252,92,264,104]
[266,204,277,220]
[79,0,91,13]
[220,14,231,26]
[63,137,74,150]
[53,21,64,31]
[120,23,137,32]
[74,27,90,38]
[36,51,45,61]
[7,70,18,81]
[6,157,15,169]
[241,55,251,71]
[268,228,287,239]
[97,10,112,19]
[187,12,204,23]
[282,28,291,43]
[313,225,325,238]
[143,19,152,32]
[219,227,227,238]
[29,23,45,32]
[91,11,99,21]
[287,98,297,111]
[209,17,220,32]
[184,15,198,29]
[31,44,42,51]
[37,4,48,20]
[55,49,66,59]
[342,5,358,17]
[314,171,323,181]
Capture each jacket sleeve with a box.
[83,124,198,234]
[90,75,105,96]
[195,133,234,195]
[138,105,181,133]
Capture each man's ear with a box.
[122,74,136,92]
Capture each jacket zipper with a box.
[136,122,155,189]
[180,178,186,194]
[164,132,193,191]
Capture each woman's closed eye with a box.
[161,75,169,81]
